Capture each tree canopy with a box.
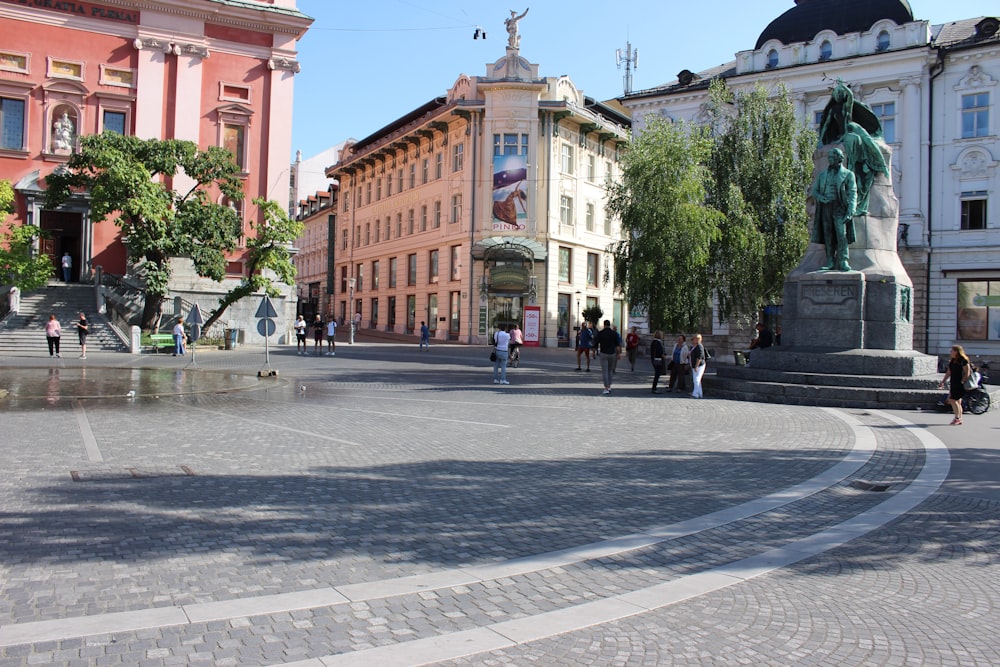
[1,179,54,290]
[202,198,303,331]
[607,81,815,332]
[607,117,723,332]
[44,133,244,329]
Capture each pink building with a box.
[0,0,310,286]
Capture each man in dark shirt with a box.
[749,323,773,350]
[594,320,622,395]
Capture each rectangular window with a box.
[494,133,528,156]
[102,110,126,135]
[388,296,397,328]
[407,253,417,286]
[396,212,403,238]
[366,181,372,205]
[372,260,380,289]
[587,155,596,182]
[386,173,393,197]
[428,293,438,332]
[356,263,364,292]
[376,177,382,201]
[0,97,26,150]
[585,202,595,232]
[420,205,428,232]
[604,212,612,236]
[340,265,347,293]
[374,219,381,243]
[605,161,613,182]
[341,228,348,250]
[355,225,361,247]
[870,102,896,144]
[962,93,989,139]
[452,142,464,171]
[451,194,463,224]
[223,123,246,170]
[560,195,574,226]
[429,249,439,282]
[961,192,988,230]
[364,223,370,245]
[451,245,461,280]
[957,280,1000,341]
[371,297,379,327]
[389,257,398,288]
[397,168,404,192]
[558,247,572,283]
[587,253,599,287]
[408,209,415,235]
[433,200,441,228]
[561,144,575,174]
[435,152,443,179]
[409,163,416,189]
[422,158,429,184]
[407,295,417,332]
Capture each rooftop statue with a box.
[505,8,528,50]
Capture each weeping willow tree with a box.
[703,79,816,324]
[607,116,724,332]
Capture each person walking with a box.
[312,315,324,356]
[667,334,690,393]
[419,321,430,350]
[61,252,73,282]
[625,326,640,372]
[493,324,510,385]
[7,286,19,315]
[325,318,337,356]
[689,333,708,398]
[294,314,307,355]
[575,322,594,371]
[75,312,88,359]
[938,344,972,425]
[594,320,622,395]
[45,314,61,357]
[649,330,666,393]
[172,318,186,356]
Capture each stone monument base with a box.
[746,347,937,376]
[781,269,915,352]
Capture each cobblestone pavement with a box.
[0,342,998,666]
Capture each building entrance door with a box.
[39,211,83,282]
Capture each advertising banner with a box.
[523,305,541,346]
[491,154,527,231]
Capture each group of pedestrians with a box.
[43,312,88,359]
[294,314,338,356]
[648,332,708,398]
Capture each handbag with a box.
[964,371,981,391]
[490,350,497,362]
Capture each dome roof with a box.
[755,0,914,49]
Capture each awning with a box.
[471,236,548,262]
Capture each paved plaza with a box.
[0,340,999,666]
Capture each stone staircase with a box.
[0,282,128,353]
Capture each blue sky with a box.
[290,0,991,162]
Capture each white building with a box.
[621,0,1000,357]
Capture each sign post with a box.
[186,303,204,368]
[255,295,279,377]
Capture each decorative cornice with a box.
[268,57,301,73]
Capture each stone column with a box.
[898,77,922,222]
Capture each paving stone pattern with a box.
[0,345,998,665]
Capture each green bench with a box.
[148,333,175,352]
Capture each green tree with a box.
[202,198,303,331]
[704,79,815,323]
[44,133,243,330]
[607,117,724,332]
[581,303,604,327]
[0,179,54,290]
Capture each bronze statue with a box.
[810,148,857,271]
[817,81,888,216]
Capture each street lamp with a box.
[575,290,582,326]
[348,277,356,344]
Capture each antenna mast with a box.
[616,40,638,95]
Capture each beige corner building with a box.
[321,36,631,347]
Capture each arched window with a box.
[766,49,779,69]
[876,30,891,52]
[819,40,833,61]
